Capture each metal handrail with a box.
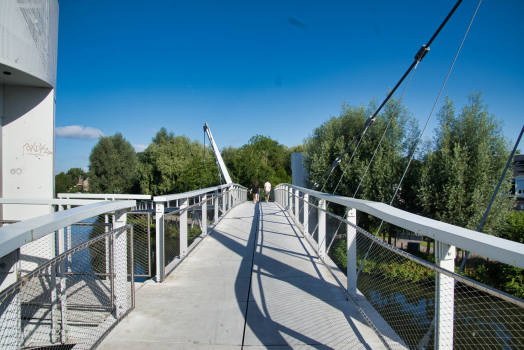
[0,198,103,206]
[153,183,247,202]
[277,183,524,269]
[0,200,136,258]
[57,193,151,200]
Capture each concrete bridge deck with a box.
[98,202,384,349]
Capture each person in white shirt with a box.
[264,180,271,203]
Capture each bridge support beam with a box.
[435,240,456,350]
[155,203,165,282]
[318,199,326,259]
[346,208,358,298]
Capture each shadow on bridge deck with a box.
[98,202,385,349]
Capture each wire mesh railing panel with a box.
[127,213,151,278]
[354,229,436,349]
[19,215,110,276]
[163,212,181,267]
[0,226,134,349]
[298,196,304,227]
[187,208,202,248]
[308,198,319,242]
[452,281,524,349]
[326,215,349,276]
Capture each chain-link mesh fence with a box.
[0,225,134,349]
[275,186,524,350]
[127,213,151,278]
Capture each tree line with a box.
[58,128,299,196]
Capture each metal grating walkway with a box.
[98,202,385,349]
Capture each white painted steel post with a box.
[288,187,293,211]
[222,189,226,213]
[155,203,165,282]
[113,209,128,318]
[303,193,309,235]
[180,198,188,257]
[202,194,207,236]
[435,241,456,350]
[318,199,326,259]
[346,208,358,298]
[294,189,299,219]
[214,190,219,222]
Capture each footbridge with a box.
[1,183,524,349]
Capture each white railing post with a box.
[202,194,207,236]
[318,198,326,259]
[180,198,188,257]
[112,209,129,318]
[294,189,299,219]
[346,208,358,298]
[303,193,309,235]
[214,190,219,222]
[435,241,456,350]
[222,189,226,213]
[155,203,165,282]
[288,187,292,211]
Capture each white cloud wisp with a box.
[56,125,104,140]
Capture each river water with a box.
[358,274,523,349]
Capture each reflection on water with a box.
[359,274,523,349]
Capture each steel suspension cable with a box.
[356,0,483,277]
[352,68,416,199]
[323,69,416,253]
[312,0,464,191]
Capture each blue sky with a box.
[55,0,524,174]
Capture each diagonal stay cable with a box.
[324,67,417,253]
[298,0,464,249]
[352,68,416,199]
[311,0,464,192]
[356,0,483,278]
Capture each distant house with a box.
[511,154,524,211]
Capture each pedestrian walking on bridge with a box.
[250,179,260,204]
[264,179,271,203]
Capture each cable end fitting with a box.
[414,45,430,62]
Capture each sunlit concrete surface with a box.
[97,202,385,349]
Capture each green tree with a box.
[222,135,292,189]
[418,91,514,235]
[88,133,138,194]
[55,172,72,195]
[137,128,219,195]
[66,167,86,184]
[304,95,420,233]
